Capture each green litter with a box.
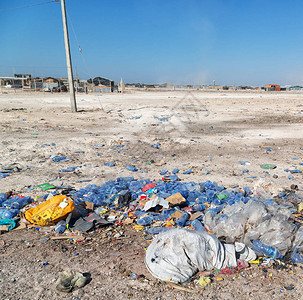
[260,164,277,169]
[147,162,151,165]
[217,193,228,200]
[37,183,55,190]
[31,133,39,135]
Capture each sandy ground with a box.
[0,89,303,299]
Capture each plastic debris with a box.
[260,164,277,169]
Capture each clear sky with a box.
[1,0,303,86]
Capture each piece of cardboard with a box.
[85,201,94,210]
[12,222,27,231]
[0,225,9,232]
[172,210,183,219]
[189,212,203,221]
[165,193,186,206]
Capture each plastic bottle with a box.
[176,212,190,227]
[172,168,179,174]
[55,220,67,233]
[192,204,206,211]
[146,227,170,234]
[251,240,283,259]
[2,196,31,209]
[137,216,153,226]
[0,208,19,219]
[159,168,168,175]
[126,165,138,172]
[0,193,7,205]
[191,219,206,231]
[291,248,303,263]
[163,175,178,182]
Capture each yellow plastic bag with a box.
[25,195,75,226]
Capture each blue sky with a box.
[1,0,303,85]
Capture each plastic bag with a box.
[204,199,297,254]
[25,195,74,226]
[145,228,255,283]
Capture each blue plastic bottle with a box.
[137,216,153,226]
[252,240,283,259]
[0,208,19,219]
[55,220,66,233]
[191,219,205,231]
[192,204,206,211]
[172,168,179,174]
[291,248,303,263]
[176,212,190,227]
[0,193,7,205]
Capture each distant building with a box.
[43,77,59,90]
[88,77,117,92]
[265,84,280,91]
[14,74,31,79]
[280,85,303,91]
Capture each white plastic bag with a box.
[145,228,255,283]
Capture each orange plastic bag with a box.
[25,195,75,226]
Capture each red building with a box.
[265,84,280,91]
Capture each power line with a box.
[0,0,59,13]
[66,11,94,79]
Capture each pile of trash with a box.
[1,176,303,274]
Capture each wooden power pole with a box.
[60,0,77,112]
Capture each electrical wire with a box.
[66,11,94,80]
[0,0,59,13]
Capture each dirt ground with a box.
[0,89,303,299]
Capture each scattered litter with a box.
[260,164,277,169]
[37,183,55,190]
[56,270,87,293]
[143,195,169,211]
[25,195,74,226]
[104,163,115,167]
[125,165,138,172]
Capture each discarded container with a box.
[252,240,283,259]
[0,208,19,219]
[104,162,115,167]
[55,220,67,233]
[191,219,205,231]
[176,212,190,227]
[172,168,179,174]
[291,248,303,263]
[126,165,138,172]
[2,196,31,210]
[0,193,7,205]
[137,216,153,226]
[159,168,168,175]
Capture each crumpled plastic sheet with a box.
[204,199,298,255]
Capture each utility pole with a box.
[60,0,77,112]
